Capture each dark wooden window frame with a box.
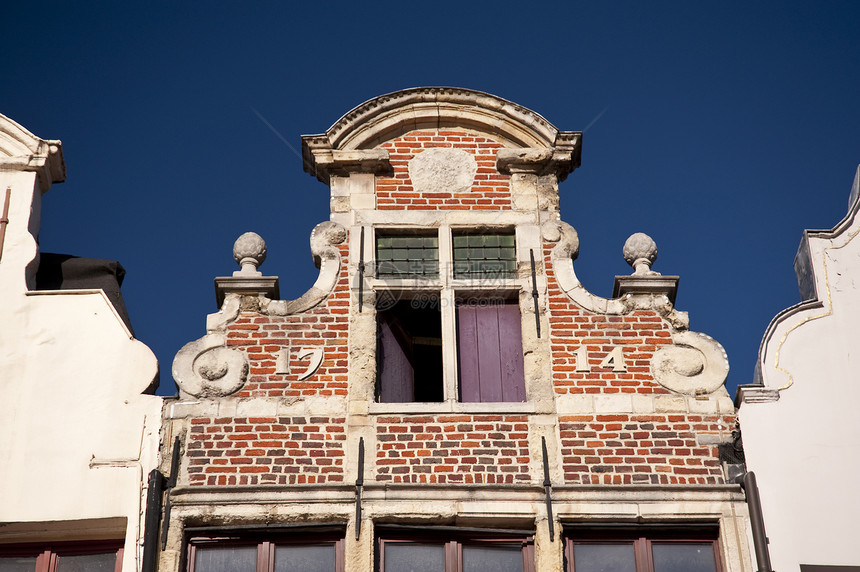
[0,539,123,572]
[564,526,723,572]
[377,528,536,572]
[186,529,345,572]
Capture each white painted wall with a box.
[739,166,860,572]
[0,114,162,572]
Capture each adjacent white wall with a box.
[739,166,860,571]
[0,114,162,572]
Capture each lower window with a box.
[378,530,535,572]
[0,540,123,572]
[186,530,344,572]
[565,527,721,572]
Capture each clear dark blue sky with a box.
[4,2,858,396]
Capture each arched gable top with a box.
[301,88,581,183]
[0,113,65,191]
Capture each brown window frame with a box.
[564,526,723,572]
[0,539,123,572]
[377,528,535,572]
[186,529,345,572]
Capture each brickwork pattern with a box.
[225,243,349,398]
[376,415,530,484]
[187,416,347,486]
[559,414,730,484]
[377,130,512,211]
[543,244,674,394]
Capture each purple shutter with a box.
[457,302,526,402]
[378,316,414,402]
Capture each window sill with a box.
[369,401,536,415]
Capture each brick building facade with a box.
[160,88,752,571]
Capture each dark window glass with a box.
[572,543,636,572]
[383,543,445,572]
[56,553,118,572]
[651,543,716,572]
[0,557,38,572]
[462,544,523,571]
[377,235,439,278]
[194,546,257,572]
[273,544,336,572]
[452,233,516,279]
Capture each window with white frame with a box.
[374,228,526,404]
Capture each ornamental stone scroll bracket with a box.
[650,331,730,396]
[541,220,690,330]
[172,332,249,398]
[262,220,347,316]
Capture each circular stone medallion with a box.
[408,148,477,194]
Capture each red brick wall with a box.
[376,415,530,484]
[377,130,512,211]
[224,243,350,398]
[187,416,346,486]
[559,414,730,484]
[543,243,674,395]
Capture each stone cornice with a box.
[302,87,580,184]
[0,113,65,191]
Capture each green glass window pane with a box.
[378,250,393,261]
[424,237,438,247]
[453,236,468,247]
[484,247,500,259]
[426,249,439,260]
[499,235,515,246]
[391,237,410,248]
[483,235,500,247]
[377,237,392,248]
[391,249,408,260]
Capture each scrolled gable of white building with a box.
[0,112,162,572]
[738,165,860,572]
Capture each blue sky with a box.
[3,2,858,396]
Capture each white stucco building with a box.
[737,167,860,572]
[0,113,162,571]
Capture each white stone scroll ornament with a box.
[651,332,729,396]
[542,220,729,395]
[172,333,249,398]
[172,222,346,398]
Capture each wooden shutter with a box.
[457,301,526,402]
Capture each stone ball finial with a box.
[623,232,658,275]
[233,232,267,275]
